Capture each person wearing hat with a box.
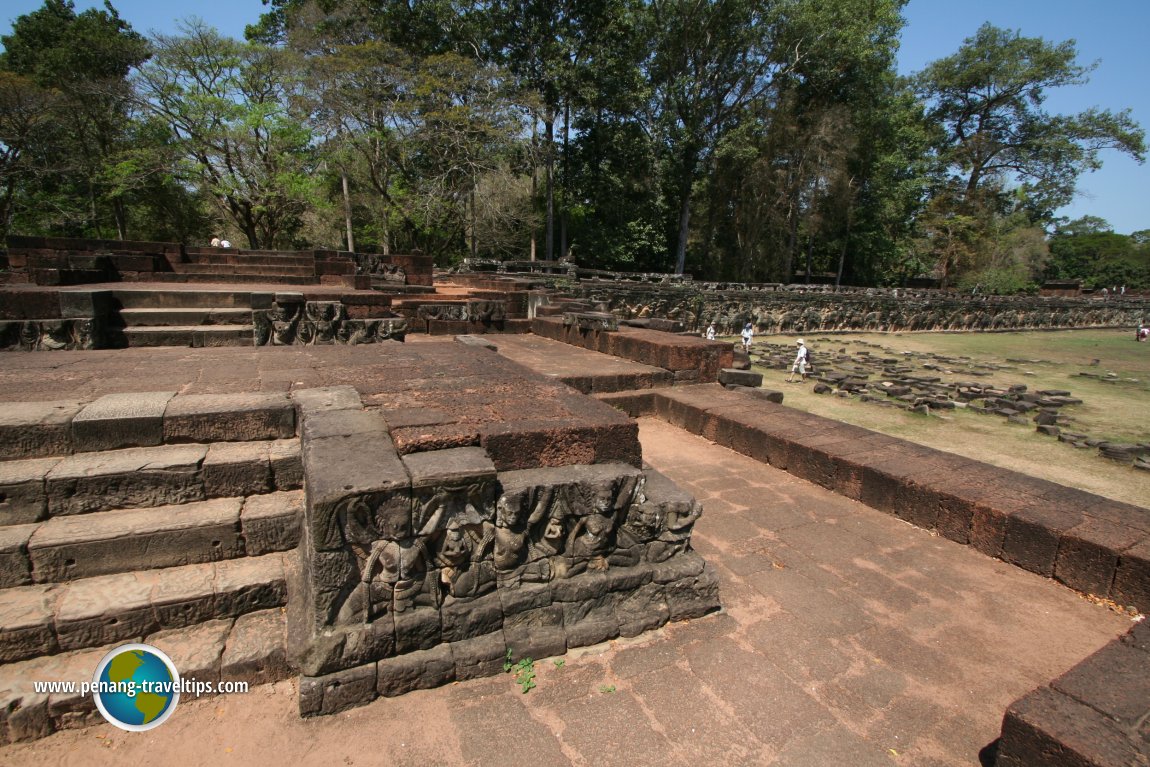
[740,322,754,352]
[787,339,809,382]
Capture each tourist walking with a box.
[787,339,809,382]
[705,323,716,341]
[740,323,754,352]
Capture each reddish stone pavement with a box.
[0,417,1131,766]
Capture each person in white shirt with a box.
[787,339,809,382]
[740,323,754,352]
[705,323,716,341]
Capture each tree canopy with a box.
[1,1,1145,290]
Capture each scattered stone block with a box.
[718,368,763,388]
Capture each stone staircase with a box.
[161,250,320,285]
[0,390,307,743]
[108,289,255,348]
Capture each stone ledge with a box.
[532,318,733,382]
[996,620,1150,766]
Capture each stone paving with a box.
[0,417,1131,766]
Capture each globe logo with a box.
[92,643,181,731]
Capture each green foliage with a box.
[503,650,536,694]
[598,684,616,693]
[2,0,1144,282]
[1046,217,1150,290]
[914,23,1146,220]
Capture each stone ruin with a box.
[284,351,721,714]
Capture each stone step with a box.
[121,325,254,348]
[0,391,296,461]
[0,439,302,525]
[111,289,254,309]
[0,552,289,665]
[1,491,303,586]
[0,607,290,744]
[119,307,252,327]
[151,272,319,285]
[185,253,314,267]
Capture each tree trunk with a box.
[804,232,814,283]
[835,190,853,289]
[341,173,355,253]
[113,198,127,241]
[560,100,570,261]
[545,116,555,262]
[674,149,698,275]
[470,183,478,259]
[530,119,537,261]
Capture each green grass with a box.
[743,329,1150,508]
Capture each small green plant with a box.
[504,649,536,693]
[599,684,616,694]
[553,659,565,669]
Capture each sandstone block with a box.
[376,644,455,697]
[71,391,176,452]
[0,584,58,662]
[241,491,302,555]
[201,441,272,498]
[56,571,157,652]
[452,630,508,681]
[164,393,295,443]
[0,457,59,525]
[0,524,37,587]
[29,497,243,582]
[0,401,83,460]
[45,445,207,517]
[268,439,303,489]
[302,414,410,552]
[299,663,377,717]
[221,609,290,686]
[148,618,233,685]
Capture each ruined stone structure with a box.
[287,347,719,715]
[562,283,1148,334]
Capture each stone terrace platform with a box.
[0,418,1133,765]
[0,343,639,471]
[477,334,674,394]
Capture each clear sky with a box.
[3,0,1147,234]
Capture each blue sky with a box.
[3,0,1147,234]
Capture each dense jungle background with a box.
[1,0,1147,290]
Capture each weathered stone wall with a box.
[253,294,408,346]
[289,386,719,716]
[562,284,1148,334]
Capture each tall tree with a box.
[914,23,1145,221]
[0,0,150,238]
[134,21,319,248]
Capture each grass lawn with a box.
[742,329,1150,508]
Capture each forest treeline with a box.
[1,0,1147,289]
